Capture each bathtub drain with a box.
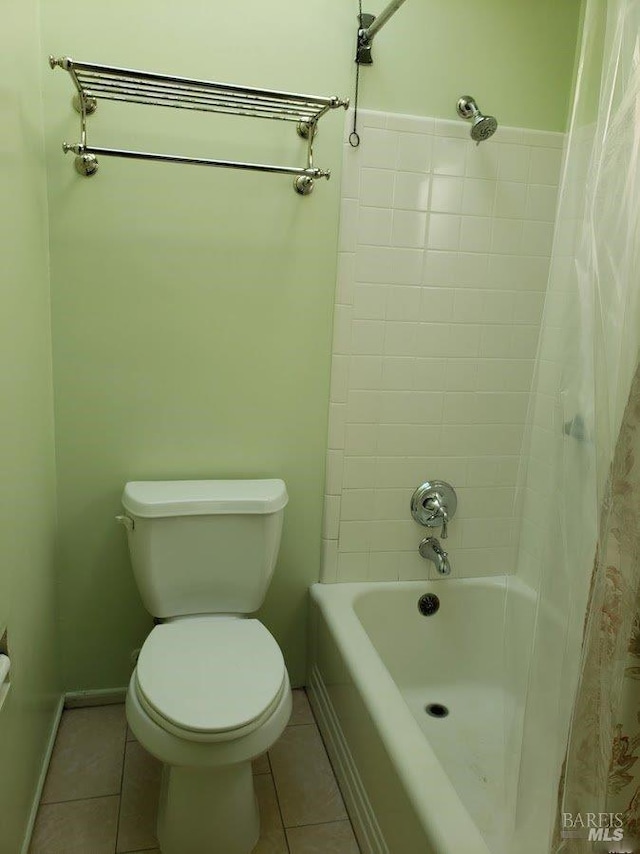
[417,593,440,616]
[425,703,449,718]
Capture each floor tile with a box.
[252,775,288,854]
[42,706,127,803]
[252,752,271,775]
[287,821,360,854]
[116,741,162,853]
[269,725,348,827]
[289,689,315,726]
[29,796,119,854]
[33,703,360,854]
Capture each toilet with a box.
[117,479,292,854]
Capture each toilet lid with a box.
[136,618,286,734]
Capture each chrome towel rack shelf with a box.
[49,57,349,195]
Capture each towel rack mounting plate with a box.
[49,56,349,194]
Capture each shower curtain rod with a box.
[357,0,410,64]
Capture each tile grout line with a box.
[303,690,362,850]
[276,691,360,849]
[41,791,122,807]
[267,759,291,854]
[113,725,129,854]
[285,818,361,831]
[36,698,357,853]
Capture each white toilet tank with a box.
[120,479,288,618]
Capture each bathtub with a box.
[307,577,533,854]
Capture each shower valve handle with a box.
[410,481,457,539]
[424,496,449,538]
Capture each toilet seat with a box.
[135,616,287,743]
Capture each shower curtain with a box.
[505,0,640,851]
[557,366,640,852]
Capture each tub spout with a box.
[418,537,451,576]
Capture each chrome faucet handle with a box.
[440,504,449,539]
[411,481,456,538]
[424,494,449,538]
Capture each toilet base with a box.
[157,760,260,854]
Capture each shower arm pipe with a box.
[357,0,410,64]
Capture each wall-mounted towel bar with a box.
[49,57,349,195]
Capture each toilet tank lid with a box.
[122,479,288,518]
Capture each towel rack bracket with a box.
[294,175,315,196]
[62,143,99,176]
[74,153,99,176]
[72,93,98,115]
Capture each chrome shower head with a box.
[457,96,498,144]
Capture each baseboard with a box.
[20,694,65,854]
[64,687,127,708]
[307,665,388,854]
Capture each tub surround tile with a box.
[393,171,430,211]
[360,168,395,207]
[41,705,127,804]
[337,551,370,581]
[323,109,562,583]
[30,796,120,854]
[339,200,358,252]
[461,178,496,217]
[322,495,342,540]
[529,146,563,184]
[269,724,348,828]
[286,820,361,854]
[341,488,376,521]
[116,741,162,853]
[321,539,338,582]
[330,355,350,403]
[356,108,387,130]
[386,112,434,135]
[359,127,399,169]
[325,450,344,496]
[396,131,432,172]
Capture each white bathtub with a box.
[308,577,533,854]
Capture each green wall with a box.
[358,0,582,131]
[41,0,581,692]
[0,2,61,851]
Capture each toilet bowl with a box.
[126,616,292,854]
[118,479,291,854]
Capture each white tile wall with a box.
[321,109,563,583]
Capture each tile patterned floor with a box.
[29,690,361,854]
